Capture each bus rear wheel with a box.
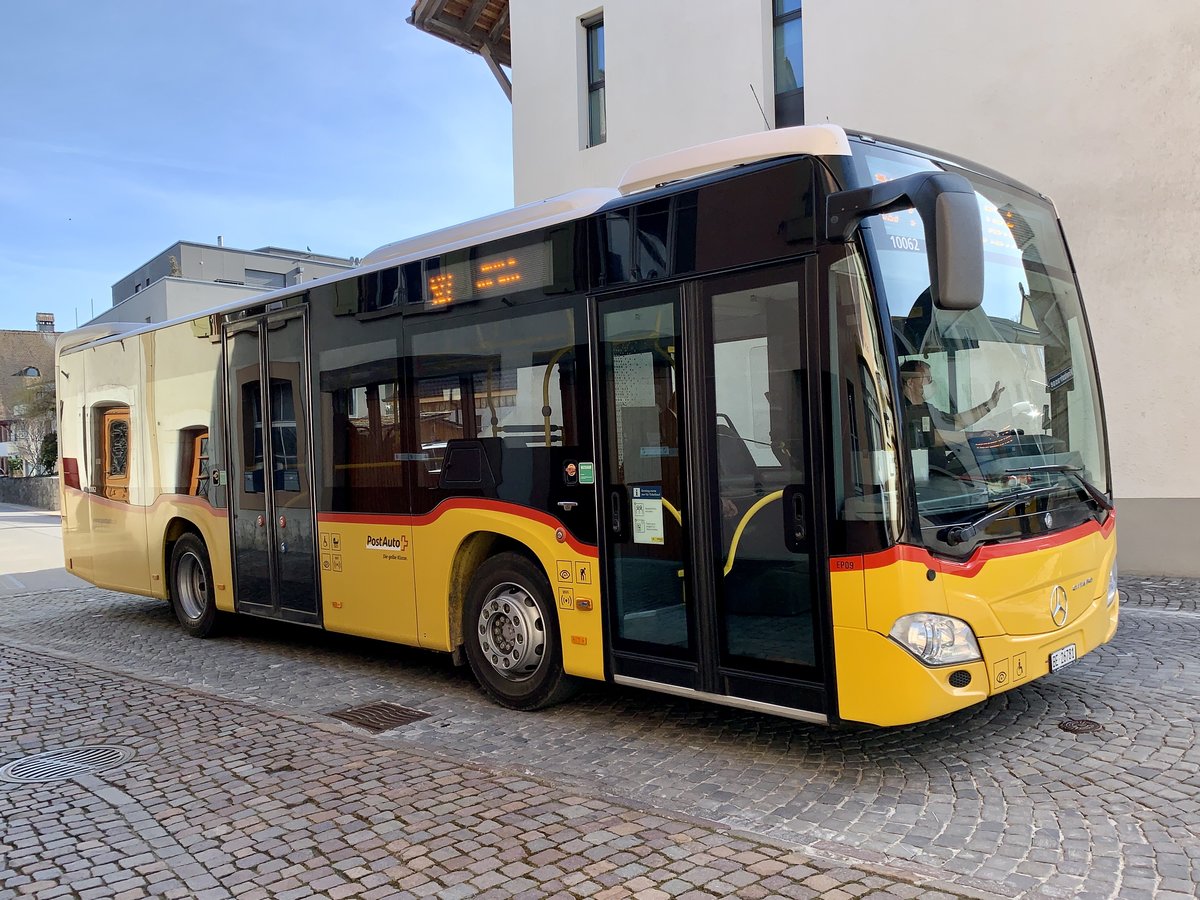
[464,553,577,710]
[169,533,220,638]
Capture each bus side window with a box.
[410,308,580,468]
[322,374,406,513]
[826,247,901,553]
[414,374,473,490]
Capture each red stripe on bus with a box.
[317,498,599,558]
[831,512,1115,577]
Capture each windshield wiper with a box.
[1004,464,1114,511]
[943,484,1066,547]
[943,465,1111,547]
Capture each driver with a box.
[900,359,1004,453]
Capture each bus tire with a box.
[169,533,220,638]
[464,552,578,710]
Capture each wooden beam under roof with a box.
[408,0,512,68]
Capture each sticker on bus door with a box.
[631,486,665,545]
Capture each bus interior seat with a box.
[716,422,758,484]
[439,437,502,490]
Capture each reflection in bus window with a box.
[100,407,132,503]
[269,378,299,492]
[240,381,264,495]
[108,419,129,476]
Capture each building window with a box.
[585,15,606,146]
[245,269,287,290]
[773,0,803,127]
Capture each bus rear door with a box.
[223,309,320,625]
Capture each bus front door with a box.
[596,264,828,722]
[224,310,320,625]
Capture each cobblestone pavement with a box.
[2,646,988,900]
[1,577,1197,899]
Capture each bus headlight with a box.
[1107,563,1119,607]
[889,613,982,666]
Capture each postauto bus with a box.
[56,126,1116,726]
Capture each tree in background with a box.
[9,377,57,476]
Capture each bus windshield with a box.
[856,144,1109,553]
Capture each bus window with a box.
[320,360,404,515]
[239,381,265,497]
[408,305,584,509]
[413,373,472,488]
[827,246,901,552]
[268,378,299,493]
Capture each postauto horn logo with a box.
[366,534,409,552]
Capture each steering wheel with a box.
[925,465,972,496]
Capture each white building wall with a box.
[92,280,265,327]
[495,0,1198,573]
[804,0,1200,574]
[510,0,774,204]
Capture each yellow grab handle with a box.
[723,490,784,577]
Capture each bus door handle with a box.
[783,485,809,552]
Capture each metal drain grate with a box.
[328,701,430,733]
[0,745,135,784]
[1059,718,1104,734]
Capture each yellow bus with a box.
[56,126,1118,726]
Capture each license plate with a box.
[1049,643,1077,673]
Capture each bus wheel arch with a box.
[447,532,538,652]
[162,516,201,590]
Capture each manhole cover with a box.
[1059,718,1104,734]
[328,701,430,733]
[0,745,135,784]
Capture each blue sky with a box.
[0,0,514,332]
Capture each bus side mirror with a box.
[826,171,984,311]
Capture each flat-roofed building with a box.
[100,241,355,326]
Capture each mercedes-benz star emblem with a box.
[1050,586,1069,628]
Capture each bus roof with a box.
[617,124,851,195]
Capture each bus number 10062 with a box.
[889,235,922,252]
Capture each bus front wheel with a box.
[169,533,220,638]
[464,552,577,710]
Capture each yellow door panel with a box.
[317,517,418,645]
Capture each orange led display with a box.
[428,272,456,306]
[475,256,524,292]
[422,242,550,308]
